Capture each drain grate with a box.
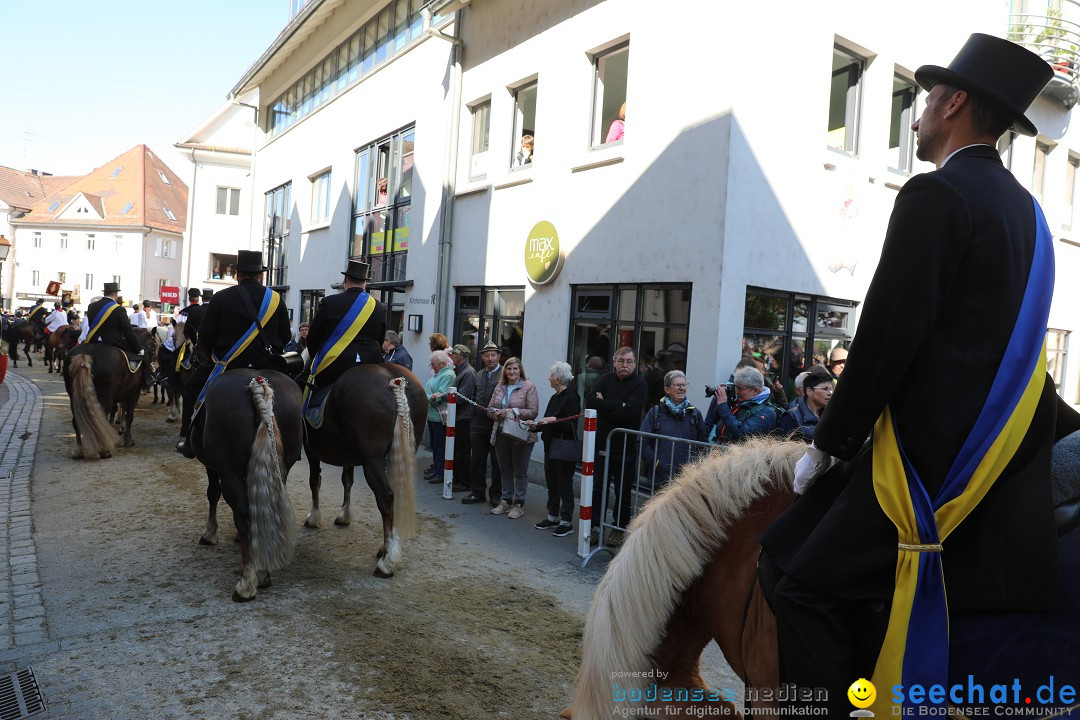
[0,668,46,720]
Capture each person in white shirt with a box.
[44,304,68,334]
[142,300,158,329]
[129,301,147,328]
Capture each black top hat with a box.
[234,250,267,274]
[187,287,201,299]
[202,288,215,300]
[342,260,370,281]
[915,33,1053,137]
[102,282,120,295]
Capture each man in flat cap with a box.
[760,34,1080,713]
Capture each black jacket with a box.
[586,371,647,445]
[305,287,387,387]
[177,301,207,341]
[85,297,142,354]
[540,387,581,446]
[197,278,291,369]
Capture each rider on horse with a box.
[158,287,206,391]
[81,282,152,390]
[44,302,67,336]
[176,250,291,457]
[26,299,48,335]
[301,259,387,414]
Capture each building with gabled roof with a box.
[10,144,188,312]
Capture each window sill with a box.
[571,155,624,173]
[455,182,491,198]
[493,177,533,191]
[304,220,331,232]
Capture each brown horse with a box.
[6,319,41,368]
[64,342,144,458]
[191,369,303,601]
[567,437,1080,720]
[303,363,427,577]
[45,325,79,373]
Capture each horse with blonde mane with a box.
[190,369,303,601]
[568,434,1080,719]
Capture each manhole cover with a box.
[0,668,46,719]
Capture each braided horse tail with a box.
[387,376,417,538]
[245,376,296,574]
[68,353,119,459]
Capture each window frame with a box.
[263,182,293,290]
[468,98,491,181]
[453,286,527,368]
[510,80,538,170]
[827,45,865,155]
[310,170,332,224]
[351,127,414,288]
[590,40,630,149]
[216,187,240,216]
[888,73,918,174]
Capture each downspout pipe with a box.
[433,9,464,336]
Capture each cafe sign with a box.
[524,220,563,286]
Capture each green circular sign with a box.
[524,221,562,285]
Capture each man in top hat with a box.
[303,260,387,392]
[759,34,1080,713]
[83,282,152,389]
[175,287,207,342]
[176,250,291,456]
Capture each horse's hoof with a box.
[198,535,217,546]
[257,571,271,588]
[373,566,393,578]
[98,451,111,459]
[334,515,352,527]
[232,589,257,603]
[304,510,320,529]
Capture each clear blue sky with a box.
[0,0,288,184]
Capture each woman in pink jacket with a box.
[486,357,539,519]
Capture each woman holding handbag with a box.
[532,361,581,537]
[486,357,539,519]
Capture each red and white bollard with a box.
[443,386,457,500]
[577,409,597,558]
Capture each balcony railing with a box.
[1009,10,1080,108]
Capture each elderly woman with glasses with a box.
[706,366,780,445]
[778,366,833,442]
[640,370,707,489]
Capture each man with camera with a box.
[704,366,779,444]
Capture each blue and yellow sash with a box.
[302,291,377,413]
[870,198,1055,713]
[82,300,121,344]
[192,288,280,418]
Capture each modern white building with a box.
[175,96,259,299]
[10,145,188,313]
[216,0,1080,410]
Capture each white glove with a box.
[793,442,832,495]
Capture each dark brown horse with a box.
[45,325,79,374]
[567,437,1080,720]
[64,342,143,458]
[191,369,303,601]
[303,363,427,577]
[6,320,41,368]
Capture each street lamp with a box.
[0,235,10,311]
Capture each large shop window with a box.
[453,287,525,366]
[569,284,691,407]
[263,183,292,290]
[352,127,414,288]
[742,287,855,395]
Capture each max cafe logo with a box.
[846,676,1079,717]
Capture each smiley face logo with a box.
[847,678,876,709]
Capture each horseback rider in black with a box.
[83,283,152,389]
[176,251,291,457]
[26,299,48,335]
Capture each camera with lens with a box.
[704,383,738,399]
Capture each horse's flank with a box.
[571,437,805,720]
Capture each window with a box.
[163,206,176,221]
[159,171,171,185]
[888,75,917,173]
[264,183,292,288]
[352,128,413,286]
[742,287,856,398]
[592,41,629,147]
[311,171,332,223]
[156,238,175,258]
[827,46,864,154]
[60,233,68,249]
[114,235,123,252]
[469,100,491,179]
[998,131,1016,171]
[85,274,94,290]
[33,232,41,248]
[121,202,134,214]
[86,234,95,251]
[1033,141,1052,203]
[112,274,121,285]
[48,199,61,212]
[1066,154,1080,232]
[31,271,40,286]
[216,187,240,216]
[268,0,430,136]
[1047,329,1069,397]
[110,166,122,178]
[210,252,238,281]
[299,289,326,326]
[453,288,526,365]
[511,82,538,168]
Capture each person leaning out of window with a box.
[640,370,707,489]
[705,366,779,444]
[777,366,833,442]
[530,361,581,537]
[486,357,539,520]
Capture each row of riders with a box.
[57,250,428,602]
[4,299,82,373]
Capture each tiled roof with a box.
[15,145,188,234]
[0,166,48,211]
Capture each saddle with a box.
[304,384,333,429]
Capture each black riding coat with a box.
[305,287,387,388]
[84,297,143,355]
[177,301,207,342]
[197,278,291,369]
